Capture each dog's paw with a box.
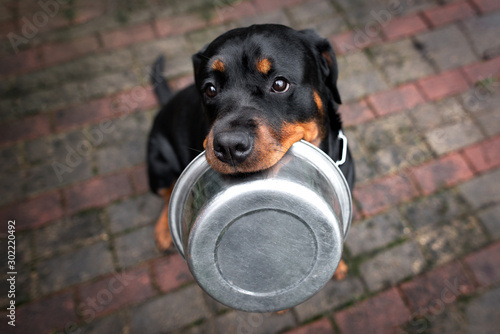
[154,225,173,251]
[154,207,173,251]
[333,259,348,280]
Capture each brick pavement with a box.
[0,0,499,333]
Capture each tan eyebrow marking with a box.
[211,59,225,72]
[313,90,324,115]
[256,58,272,75]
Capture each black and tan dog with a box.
[147,24,354,278]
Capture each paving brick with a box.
[461,84,500,117]
[133,35,189,66]
[463,136,500,173]
[464,242,500,287]
[0,191,64,230]
[404,304,468,334]
[370,39,435,85]
[463,12,500,59]
[0,168,24,206]
[336,0,434,27]
[42,35,100,66]
[27,158,93,195]
[235,9,291,28]
[253,0,303,12]
[0,143,22,173]
[153,253,193,293]
[154,13,206,37]
[187,25,227,54]
[416,216,486,265]
[74,312,127,334]
[477,107,500,137]
[354,173,418,216]
[417,69,470,101]
[17,292,77,334]
[287,0,337,26]
[462,57,500,85]
[459,168,500,209]
[411,153,474,195]
[83,71,141,100]
[355,112,417,151]
[284,318,334,334]
[331,29,382,54]
[465,287,500,334]
[17,49,134,91]
[478,204,500,238]
[89,112,152,148]
[35,210,106,258]
[423,1,475,28]
[38,241,114,294]
[400,261,475,313]
[471,0,500,13]
[50,127,102,170]
[131,164,149,194]
[19,81,83,115]
[114,225,158,268]
[400,190,467,230]
[78,265,155,318]
[101,22,156,49]
[415,25,478,71]
[107,193,162,233]
[360,241,426,291]
[337,51,374,78]
[339,100,375,127]
[55,98,114,131]
[96,140,145,175]
[24,136,54,164]
[210,0,258,25]
[214,310,295,334]
[334,288,411,334]
[0,48,41,78]
[382,14,428,41]
[110,86,157,114]
[300,15,348,38]
[368,83,425,116]
[0,113,50,145]
[347,209,407,256]
[425,119,483,155]
[294,277,365,322]
[352,155,378,184]
[407,97,467,131]
[337,70,388,102]
[130,285,211,333]
[64,172,134,214]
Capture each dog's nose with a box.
[213,131,253,164]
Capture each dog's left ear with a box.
[299,29,342,105]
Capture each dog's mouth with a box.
[203,120,323,174]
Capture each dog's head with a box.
[193,24,342,174]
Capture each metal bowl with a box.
[169,140,352,312]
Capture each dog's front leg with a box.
[154,182,176,250]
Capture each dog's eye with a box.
[205,84,217,98]
[271,78,290,93]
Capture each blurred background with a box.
[0,0,499,333]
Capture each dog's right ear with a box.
[192,44,209,79]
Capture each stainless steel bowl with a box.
[169,140,352,312]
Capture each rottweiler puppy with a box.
[147,24,354,278]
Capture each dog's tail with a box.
[151,55,173,106]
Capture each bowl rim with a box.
[168,140,352,258]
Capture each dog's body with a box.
[147,24,354,277]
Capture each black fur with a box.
[147,24,354,194]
